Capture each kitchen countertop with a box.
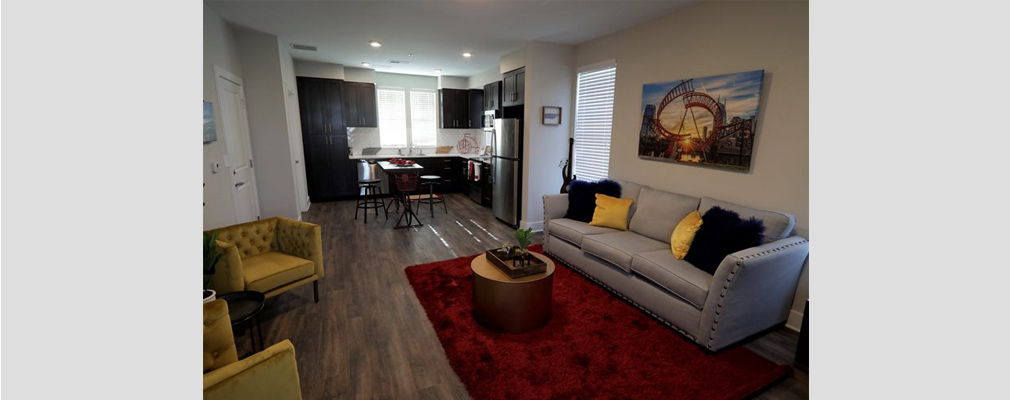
[350,153,492,162]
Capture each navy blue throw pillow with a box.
[684,206,765,275]
[564,179,622,223]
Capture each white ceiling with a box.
[206,0,701,77]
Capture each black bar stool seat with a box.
[415,175,448,218]
[355,178,387,224]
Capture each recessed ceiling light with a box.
[407,53,414,58]
[463,52,472,58]
[434,69,442,74]
[370,41,382,48]
[362,62,371,67]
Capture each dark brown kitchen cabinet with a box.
[467,89,484,129]
[440,89,469,129]
[502,67,525,107]
[483,81,502,111]
[298,76,357,200]
[303,135,356,200]
[342,81,377,127]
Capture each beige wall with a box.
[521,41,575,230]
[235,28,302,221]
[468,66,501,89]
[574,0,809,327]
[293,60,345,79]
[203,6,243,230]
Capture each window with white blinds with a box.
[410,90,437,147]
[377,89,408,147]
[573,64,616,182]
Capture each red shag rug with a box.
[405,245,790,400]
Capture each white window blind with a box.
[377,89,407,147]
[410,90,437,147]
[573,64,616,182]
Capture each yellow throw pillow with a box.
[671,210,704,259]
[589,194,633,231]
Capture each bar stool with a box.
[393,171,423,229]
[415,175,448,218]
[355,178,387,224]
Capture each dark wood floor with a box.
[238,193,808,399]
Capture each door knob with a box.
[235,182,246,188]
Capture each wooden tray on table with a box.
[485,248,547,279]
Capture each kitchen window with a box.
[573,62,617,182]
[377,87,438,148]
[410,90,437,147]
[377,88,407,147]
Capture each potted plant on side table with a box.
[514,227,534,265]
[204,231,222,303]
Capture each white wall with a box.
[500,46,527,74]
[344,67,376,83]
[437,75,468,89]
[468,65,501,89]
[574,0,810,328]
[234,27,302,221]
[520,41,575,231]
[278,40,309,212]
[203,5,243,230]
[293,60,345,79]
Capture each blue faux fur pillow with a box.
[564,179,622,223]
[685,206,766,274]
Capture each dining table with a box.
[377,161,425,229]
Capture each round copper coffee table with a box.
[471,252,555,333]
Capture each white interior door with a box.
[215,66,261,223]
[284,79,310,212]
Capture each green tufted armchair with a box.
[204,300,303,400]
[206,216,324,302]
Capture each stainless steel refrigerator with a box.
[492,118,522,227]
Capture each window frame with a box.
[572,60,617,182]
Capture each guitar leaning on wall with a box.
[560,138,575,193]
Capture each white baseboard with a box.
[521,220,544,232]
[785,309,804,332]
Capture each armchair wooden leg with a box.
[313,281,320,303]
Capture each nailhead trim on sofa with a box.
[544,248,698,343]
[705,239,808,349]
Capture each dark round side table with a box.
[218,291,266,355]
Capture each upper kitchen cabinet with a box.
[342,82,378,127]
[483,81,502,111]
[467,89,484,129]
[439,88,469,129]
[297,77,346,135]
[502,67,525,107]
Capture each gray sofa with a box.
[542,180,808,351]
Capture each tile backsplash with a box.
[348,127,490,156]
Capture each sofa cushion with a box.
[685,207,766,274]
[614,180,646,226]
[548,218,617,247]
[582,231,669,273]
[631,250,713,309]
[699,197,795,243]
[243,251,314,293]
[589,194,633,231]
[565,179,622,223]
[628,187,700,244]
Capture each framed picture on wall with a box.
[542,106,562,125]
[637,69,764,171]
[203,101,217,143]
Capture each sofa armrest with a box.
[275,217,324,279]
[208,240,245,295]
[699,236,809,351]
[203,339,303,400]
[542,194,569,235]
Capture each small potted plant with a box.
[204,231,222,303]
[514,227,534,264]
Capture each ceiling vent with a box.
[291,44,317,52]
[388,60,413,65]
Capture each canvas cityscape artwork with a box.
[638,70,764,171]
[203,101,217,143]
